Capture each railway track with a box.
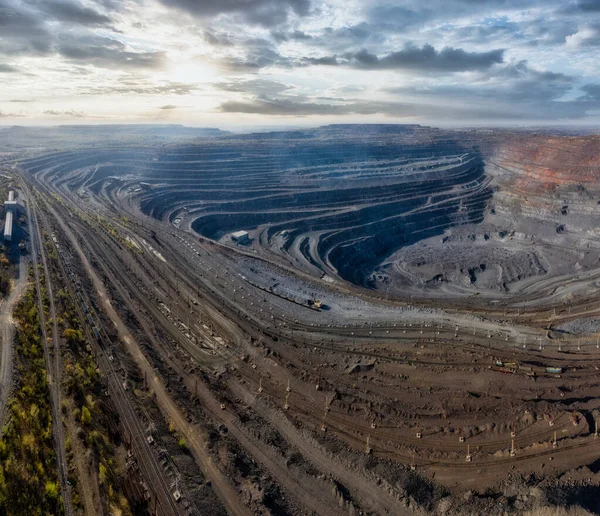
[234,363,580,453]
[44,182,600,357]
[231,366,599,470]
[24,181,183,516]
[24,190,74,516]
[33,181,249,516]
[140,226,600,362]
[88,208,600,462]
[119,224,597,466]
[21,161,600,498]
[40,181,420,514]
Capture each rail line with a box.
[33,181,249,516]
[21,160,600,499]
[234,363,580,454]
[24,189,74,516]
[23,180,182,516]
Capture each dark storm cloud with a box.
[156,0,311,27]
[87,0,122,10]
[218,91,597,120]
[303,45,505,72]
[351,45,504,71]
[297,22,387,54]
[561,0,600,13]
[58,35,166,69]
[366,1,564,31]
[304,55,338,65]
[217,95,563,120]
[579,84,600,101]
[0,64,19,73]
[270,29,313,43]
[289,29,313,40]
[385,62,574,104]
[221,46,292,72]
[218,56,597,121]
[219,41,504,74]
[449,23,525,45]
[0,0,127,66]
[366,5,427,30]
[0,0,53,55]
[308,23,386,52]
[24,0,112,26]
[0,0,598,124]
[381,61,599,120]
[214,78,292,96]
[203,31,234,47]
[359,1,591,54]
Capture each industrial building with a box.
[3,190,17,242]
[231,230,250,245]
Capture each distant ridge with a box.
[0,124,231,149]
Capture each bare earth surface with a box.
[3,124,600,514]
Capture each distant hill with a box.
[53,124,229,137]
[0,124,231,150]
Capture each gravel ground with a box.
[555,318,600,335]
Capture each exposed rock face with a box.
[374,134,600,298]
[17,126,600,300]
[492,135,600,188]
[139,126,493,288]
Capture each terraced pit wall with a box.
[18,126,492,289]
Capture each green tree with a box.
[81,406,91,426]
[45,481,59,503]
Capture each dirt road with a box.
[0,253,28,428]
[42,195,250,516]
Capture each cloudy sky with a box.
[0,0,599,128]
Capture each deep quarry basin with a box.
[18,125,600,304]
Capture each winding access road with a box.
[0,253,28,429]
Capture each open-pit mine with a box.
[2,124,600,515]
